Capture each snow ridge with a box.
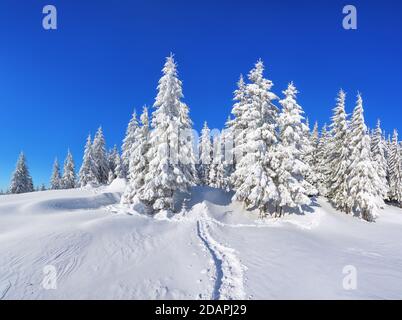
[196,205,246,300]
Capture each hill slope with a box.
[1,181,402,299]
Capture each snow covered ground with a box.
[1,180,402,300]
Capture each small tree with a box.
[10,152,34,194]
[121,110,139,177]
[79,134,97,187]
[50,158,62,190]
[121,106,150,205]
[199,121,212,185]
[62,150,76,189]
[371,120,389,202]
[92,127,109,185]
[388,129,402,203]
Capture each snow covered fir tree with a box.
[9,152,34,194]
[2,56,402,223]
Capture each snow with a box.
[1,185,402,299]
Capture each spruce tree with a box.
[229,74,248,173]
[327,90,351,212]
[114,152,124,179]
[108,145,119,179]
[232,60,280,214]
[316,124,331,196]
[79,134,97,187]
[276,83,311,215]
[138,55,197,211]
[306,121,320,191]
[122,106,150,204]
[371,119,389,201]
[347,94,383,221]
[92,127,109,185]
[199,121,212,185]
[10,152,34,194]
[50,158,61,190]
[62,150,76,189]
[122,110,139,177]
[388,129,402,203]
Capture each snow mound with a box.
[105,178,127,193]
[1,186,402,299]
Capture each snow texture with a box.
[1,185,402,299]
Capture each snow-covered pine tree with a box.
[92,127,109,185]
[232,60,280,215]
[307,121,320,191]
[298,117,318,197]
[121,110,139,178]
[40,184,46,191]
[62,150,76,189]
[79,134,97,187]
[276,82,311,216]
[316,124,331,196]
[371,119,389,202]
[138,55,197,212]
[107,145,119,179]
[198,121,212,185]
[114,152,124,179]
[208,132,226,189]
[327,90,351,213]
[388,129,402,203]
[221,119,235,191]
[10,152,34,194]
[347,94,383,221]
[229,74,248,173]
[121,106,150,204]
[107,170,115,184]
[50,158,61,190]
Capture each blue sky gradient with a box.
[0,0,401,189]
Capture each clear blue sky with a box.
[0,0,401,190]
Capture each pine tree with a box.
[10,152,34,194]
[122,106,150,204]
[371,119,389,202]
[316,124,331,196]
[50,158,61,190]
[229,74,248,172]
[92,127,109,185]
[276,83,311,215]
[388,129,402,203]
[122,110,139,178]
[232,60,280,215]
[62,150,76,189]
[306,121,320,192]
[79,134,97,187]
[347,94,383,221]
[208,133,225,188]
[40,184,46,191]
[221,120,235,191]
[108,170,115,184]
[199,121,212,185]
[327,90,351,212]
[138,55,197,211]
[108,145,119,179]
[114,152,124,179]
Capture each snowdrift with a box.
[1,185,402,299]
